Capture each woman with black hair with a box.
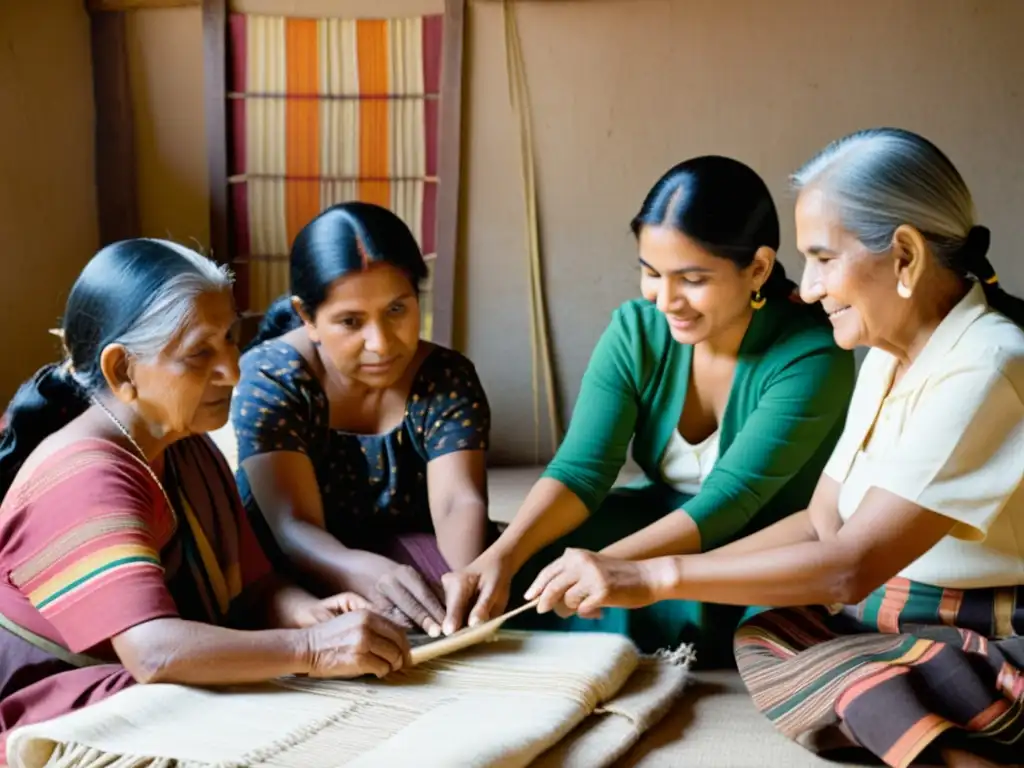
[232,202,493,639]
[521,130,1024,767]
[442,156,856,663]
[0,239,410,749]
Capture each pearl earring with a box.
[896,281,912,299]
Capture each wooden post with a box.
[87,0,200,10]
[89,11,140,244]
[431,0,466,349]
[203,0,230,264]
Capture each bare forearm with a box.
[114,618,307,685]
[706,510,817,557]
[262,579,327,630]
[492,479,589,571]
[434,502,489,570]
[600,510,701,560]
[650,539,859,607]
[233,573,324,630]
[275,519,394,596]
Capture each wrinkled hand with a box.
[440,550,515,635]
[303,610,410,679]
[524,548,663,619]
[373,564,447,638]
[290,592,373,629]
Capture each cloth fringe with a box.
[646,642,698,668]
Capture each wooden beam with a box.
[431,0,466,349]
[87,0,200,12]
[90,11,140,244]
[203,0,231,265]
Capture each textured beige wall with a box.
[0,0,99,402]
[125,0,1024,463]
[126,8,210,247]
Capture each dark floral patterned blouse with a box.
[231,340,491,553]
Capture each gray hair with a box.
[791,128,976,266]
[66,238,233,392]
[792,128,1024,327]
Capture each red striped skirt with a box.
[735,578,1024,767]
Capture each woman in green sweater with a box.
[443,156,856,662]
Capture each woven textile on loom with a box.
[6,631,692,768]
[227,12,443,338]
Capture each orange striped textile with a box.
[227,12,443,338]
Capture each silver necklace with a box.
[91,397,178,521]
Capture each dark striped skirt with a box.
[735,578,1024,767]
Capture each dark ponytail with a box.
[246,202,429,351]
[952,225,1024,328]
[0,364,89,496]
[247,296,303,350]
[631,155,797,300]
[0,239,231,500]
[760,260,796,299]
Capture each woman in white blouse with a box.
[524,128,1024,768]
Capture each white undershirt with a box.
[659,428,720,495]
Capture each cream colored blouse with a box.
[824,283,1024,589]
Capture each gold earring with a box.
[750,290,766,310]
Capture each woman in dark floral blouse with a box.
[232,202,493,637]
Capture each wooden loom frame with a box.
[85,0,466,349]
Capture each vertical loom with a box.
[203,0,464,347]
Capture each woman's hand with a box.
[524,548,669,618]
[440,549,516,635]
[302,610,411,679]
[371,564,447,638]
[287,592,373,629]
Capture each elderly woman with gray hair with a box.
[0,240,410,753]
[525,128,1024,767]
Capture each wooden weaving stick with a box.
[409,599,540,666]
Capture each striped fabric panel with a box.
[227,12,443,332]
[736,581,1024,768]
[10,514,150,587]
[852,576,1023,639]
[28,544,163,613]
[1,443,174,629]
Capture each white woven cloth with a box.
[6,631,692,768]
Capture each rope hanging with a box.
[502,1,562,459]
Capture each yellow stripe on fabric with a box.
[179,494,238,613]
[387,18,425,249]
[245,14,287,311]
[317,17,334,207]
[317,18,359,212]
[886,637,935,666]
[28,544,161,606]
[409,17,425,250]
